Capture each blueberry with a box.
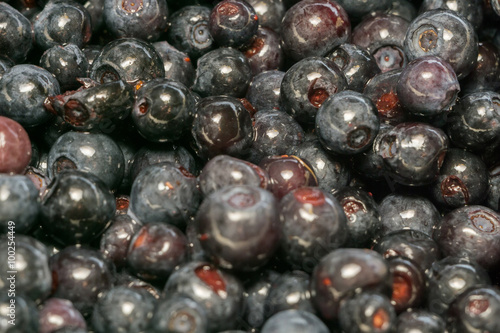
[0,175,39,234]
[148,295,208,333]
[261,309,329,333]
[487,163,500,211]
[385,0,417,22]
[243,269,281,329]
[38,298,87,333]
[420,0,483,31]
[241,26,284,75]
[396,310,446,333]
[0,294,38,333]
[0,56,13,80]
[245,70,284,111]
[0,3,33,63]
[388,256,426,312]
[152,41,196,88]
[247,0,286,32]
[461,42,500,94]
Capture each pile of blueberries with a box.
[2,0,500,331]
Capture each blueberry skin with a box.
[47,131,125,190]
[39,44,89,92]
[44,79,134,132]
[311,248,392,322]
[426,256,490,316]
[103,0,168,42]
[245,70,284,111]
[0,294,38,333]
[0,175,40,234]
[461,42,500,94]
[132,79,196,142]
[431,148,489,208]
[0,235,51,303]
[385,0,417,22]
[248,109,305,164]
[261,310,329,333]
[89,38,165,84]
[91,286,156,333]
[33,0,92,51]
[166,5,215,61]
[209,0,259,48]
[280,57,348,125]
[420,0,483,31]
[326,43,381,92]
[129,162,200,228]
[487,163,500,211]
[0,56,13,80]
[242,26,284,75]
[148,295,208,333]
[434,205,500,270]
[279,187,347,272]
[39,298,87,333]
[0,3,33,63]
[338,292,396,333]
[280,0,351,62]
[163,261,244,332]
[41,170,115,245]
[396,310,446,333]
[247,0,285,33]
[446,91,500,151]
[316,90,380,155]
[152,41,195,88]
[82,44,102,68]
[243,270,281,329]
[192,47,252,98]
[377,122,448,186]
[378,193,441,238]
[191,95,254,160]
[196,185,281,271]
[292,139,350,192]
[0,65,60,127]
[404,9,478,80]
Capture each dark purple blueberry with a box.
[426,256,490,315]
[198,155,270,197]
[127,222,187,282]
[0,56,13,80]
[334,187,380,247]
[265,270,315,318]
[192,47,252,98]
[89,38,165,84]
[41,170,115,246]
[99,214,142,268]
[148,295,208,333]
[378,193,440,237]
[247,0,285,32]
[0,3,33,63]
[431,148,489,208]
[39,44,89,92]
[446,91,500,152]
[129,143,198,182]
[242,26,284,75]
[103,0,168,41]
[248,109,304,164]
[129,162,200,228]
[388,256,426,312]
[338,292,396,333]
[152,41,195,88]
[166,5,215,61]
[280,0,351,62]
[114,271,161,300]
[374,229,440,277]
[447,286,500,332]
[403,9,478,80]
[38,298,86,333]
[191,95,253,160]
[0,175,39,234]
[47,131,125,190]
[434,205,500,269]
[311,248,392,322]
[377,122,448,186]
[44,79,134,132]
[487,163,500,211]
[245,70,284,111]
[84,0,105,34]
[163,261,244,332]
[50,246,114,317]
[279,187,347,272]
[397,56,460,117]
[336,0,391,20]
[461,42,500,94]
[261,309,329,333]
[0,65,60,127]
[0,235,51,303]
[316,90,380,155]
[326,43,381,92]
[33,0,92,51]
[209,0,259,48]
[132,79,196,142]
[385,0,417,22]
[81,44,102,67]
[280,56,348,124]
[0,294,38,333]
[196,185,280,271]
[243,270,281,329]
[351,13,409,73]
[259,155,318,199]
[91,286,156,333]
[420,0,483,31]
[396,310,446,333]
[292,139,350,191]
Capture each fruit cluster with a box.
[1,0,500,332]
